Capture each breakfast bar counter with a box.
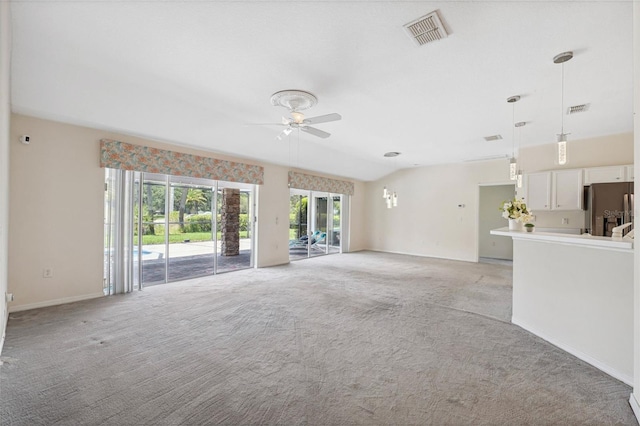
[491,227,634,385]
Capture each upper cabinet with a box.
[524,169,583,211]
[625,165,634,181]
[583,165,626,185]
[524,172,551,210]
[552,169,583,210]
[524,164,633,212]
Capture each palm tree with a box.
[186,189,207,214]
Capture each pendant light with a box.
[383,152,400,208]
[554,51,573,165]
[515,121,526,188]
[507,95,521,180]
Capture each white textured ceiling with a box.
[9,1,634,181]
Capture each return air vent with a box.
[404,10,448,46]
[483,135,503,142]
[567,103,590,114]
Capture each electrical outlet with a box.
[562,218,569,225]
[43,268,53,278]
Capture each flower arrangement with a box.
[501,198,533,223]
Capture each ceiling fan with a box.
[268,89,342,140]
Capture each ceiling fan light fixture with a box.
[291,111,305,124]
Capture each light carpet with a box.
[0,251,635,425]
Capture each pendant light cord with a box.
[561,62,565,134]
[512,102,515,157]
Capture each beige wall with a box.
[365,133,634,262]
[348,181,367,252]
[364,161,511,262]
[8,114,361,311]
[0,1,11,351]
[518,133,633,172]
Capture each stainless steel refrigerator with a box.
[584,182,634,236]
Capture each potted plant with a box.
[500,198,533,231]
[524,223,535,233]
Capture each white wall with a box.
[512,239,634,385]
[631,0,640,420]
[479,185,514,260]
[8,114,362,311]
[0,1,11,352]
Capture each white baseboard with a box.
[512,316,634,386]
[8,292,104,313]
[368,249,472,263]
[630,393,640,423]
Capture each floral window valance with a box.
[100,139,264,185]
[288,171,354,196]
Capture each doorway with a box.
[478,184,515,262]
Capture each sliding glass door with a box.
[105,169,255,290]
[167,177,215,282]
[289,189,343,260]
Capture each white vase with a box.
[508,218,523,231]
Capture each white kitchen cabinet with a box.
[584,165,625,184]
[524,169,583,211]
[625,165,634,181]
[524,172,551,210]
[552,169,583,210]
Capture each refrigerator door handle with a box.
[624,194,629,223]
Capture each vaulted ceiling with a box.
[9,1,634,181]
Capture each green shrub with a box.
[184,213,213,233]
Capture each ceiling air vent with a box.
[567,103,590,115]
[404,10,448,46]
[483,135,503,142]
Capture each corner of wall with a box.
[633,0,639,417]
[0,0,12,354]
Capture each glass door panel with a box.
[328,195,341,254]
[140,174,167,285]
[289,191,309,261]
[216,181,253,273]
[309,193,328,258]
[167,176,215,281]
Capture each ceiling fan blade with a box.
[300,126,331,139]
[302,113,342,125]
[243,122,285,127]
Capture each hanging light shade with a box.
[382,152,401,209]
[509,157,517,181]
[516,169,523,188]
[515,121,526,189]
[507,95,520,180]
[554,51,573,165]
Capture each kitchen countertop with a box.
[490,227,633,251]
